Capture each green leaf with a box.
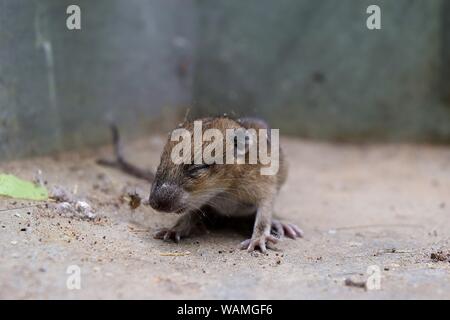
[0,174,48,201]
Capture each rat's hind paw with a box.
[239,234,279,254]
[154,228,183,243]
[271,219,304,239]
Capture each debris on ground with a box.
[51,200,96,220]
[128,192,141,209]
[120,189,143,209]
[0,174,48,201]
[55,202,73,214]
[75,201,96,219]
[33,169,47,187]
[128,225,149,233]
[48,185,96,220]
[430,251,450,262]
[344,277,367,290]
[159,251,191,257]
[49,185,74,203]
[92,173,113,194]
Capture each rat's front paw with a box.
[154,212,202,243]
[154,228,184,243]
[239,234,279,253]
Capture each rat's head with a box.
[148,117,249,213]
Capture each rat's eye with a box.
[186,164,211,178]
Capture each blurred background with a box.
[1,1,450,300]
[1,0,450,161]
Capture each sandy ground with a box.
[0,135,449,299]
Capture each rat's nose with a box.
[149,183,180,212]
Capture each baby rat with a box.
[148,116,303,253]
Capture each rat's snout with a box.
[149,183,183,213]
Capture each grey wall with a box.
[1,0,450,161]
[0,0,195,160]
[193,0,450,142]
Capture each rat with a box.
[99,116,303,253]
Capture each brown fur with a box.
[153,116,286,206]
[150,116,298,252]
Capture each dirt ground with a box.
[0,135,449,299]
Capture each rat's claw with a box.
[240,234,279,254]
[154,229,167,239]
[283,224,297,239]
[271,220,284,238]
[271,219,303,239]
[290,224,304,238]
[239,239,252,249]
[154,229,181,243]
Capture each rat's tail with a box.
[97,124,154,182]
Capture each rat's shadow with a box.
[145,206,258,244]
[200,209,256,238]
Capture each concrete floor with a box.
[0,136,449,299]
